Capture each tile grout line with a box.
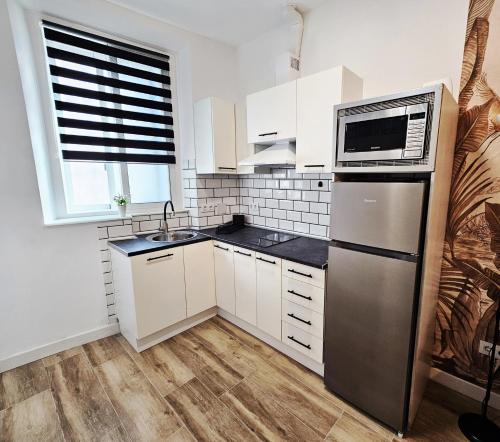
[322,409,345,441]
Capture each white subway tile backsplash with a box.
[108,225,133,238]
[294,180,311,190]
[302,212,319,224]
[293,222,310,234]
[191,217,208,227]
[266,218,279,228]
[260,207,273,217]
[310,224,327,237]
[214,188,230,197]
[287,190,302,200]
[302,191,319,202]
[310,202,328,214]
[139,220,160,232]
[167,218,180,229]
[98,227,109,239]
[272,169,287,179]
[266,199,279,209]
[249,188,260,197]
[223,196,237,205]
[241,178,254,187]
[319,214,330,226]
[205,178,222,188]
[273,209,286,219]
[254,179,265,188]
[287,211,301,222]
[222,178,237,187]
[279,180,293,189]
[230,188,239,197]
[279,200,294,210]
[266,179,279,189]
[260,188,273,199]
[207,215,223,225]
[254,216,265,225]
[279,219,293,231]
[319,191,332,203]
[273,189,287,199]
[294,201,309,212]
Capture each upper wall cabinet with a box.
[296,66,363,173]
[246,81,297,145]
[194,97,237,174]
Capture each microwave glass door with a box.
[344,115,408,153]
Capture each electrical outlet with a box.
[479,340,500,359]
[200,203,214,213]
[250,203,259,214]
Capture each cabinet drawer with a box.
[282,260,325,288]
[282,277,324,313]
[282,300,324,339]
[213,241,233,252]
[282,322,323,363]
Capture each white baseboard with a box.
[0,323,120,373]
[430,367,500,410]
[217,308,324,376]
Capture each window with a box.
[41,20,176,217]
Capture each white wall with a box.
[238,0,469,99]
[0,0,237,365]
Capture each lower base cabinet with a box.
[256,252,282,340]
[234,246,257,325]
[184,241,216,316]
[213,241,236,314]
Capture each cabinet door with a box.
[296,66,362,173]
[246,81,296,144]
[212,98,237,174]
[234,246,257,325]
[131,248,186,339]
[184,241,216,317]
[256,252,282,340]
[194,97,214,174]
[213,241,236,314]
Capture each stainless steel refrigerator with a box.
[324,181,428,434]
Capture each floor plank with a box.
[165,377,259,441]
[42,345,83,368]
[167,426,197,441]
[165,332,244,396]
[209,316,279,359]
[0,360,49,411]
[187,321,242,356]
[47,353,123,441]
[117,334,194,396]
[83,335,125,366]
[0,390,64,442]
[95,352,182,441]
[325,412,390,442]
[247,363,343,437]
[221,376,323,441]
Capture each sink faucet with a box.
[162,200,175,233]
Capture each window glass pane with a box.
[128,164,170,203]
[63,162,116,212]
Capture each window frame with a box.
[30,14,183,222]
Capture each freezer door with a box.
[330,181,426,254]
[324,246,418,432]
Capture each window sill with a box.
[44,209,190,227]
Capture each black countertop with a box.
[109,225,329,269]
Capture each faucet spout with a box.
[162,200,175,233]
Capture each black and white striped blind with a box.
[42,20,175,164]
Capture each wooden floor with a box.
[0,316,496,441]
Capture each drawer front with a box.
[282,260,325,288]
[282,322,323,363]
[282,300,324,339]
[213,241,233,252]
[282,277,324,313]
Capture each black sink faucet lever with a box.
[162,200,175,233]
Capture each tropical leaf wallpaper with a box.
[433,0,500,391]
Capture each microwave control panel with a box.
[403,103,428,159]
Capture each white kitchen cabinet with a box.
[246,80,296,144]
[256,252,282,340]
[234,246,257,325]
[282,321,323,363]
[213,241,236,314]
[184,241,216,317]
[130,248,186,339]
[194,97,237,174]
[296,66,363,173]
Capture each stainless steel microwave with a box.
[336,102,429,162]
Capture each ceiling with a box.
[106,0,325,46]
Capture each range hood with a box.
[238,142,296,167]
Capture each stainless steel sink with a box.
[146,230,198,243]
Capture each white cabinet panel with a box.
[282,260,325,288]
[213,241,236,314]
[246,81,296,144]
[296,66,363,173]
[282,276,325,314]
[282,321,323,363]
[256,252,282,340]
[184,241,216,317]
[131,248,186,339]
[282,299,324,339]
[194,97,236,174]
[234,246,257,325]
